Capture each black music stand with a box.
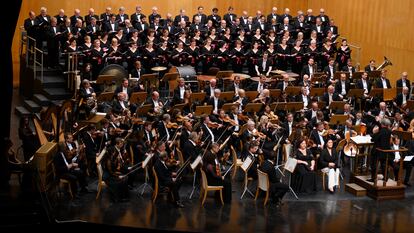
[285,86,302,97]
[191,92,206,104]
[97,91,115,102]
[245,91,259,102]
[137,104,153,117]
[219,91,235,103]
[269,89,282,99]
[161,72,180,96]
[329,101,346,113]
[195,105,213,116]
[369,88,383,99]
[285,102,304,113]
[129,92,148,104]
[221,103,236,113]
[329,114,348,126]
[310,87,326,98]
[334,71,350,80]
[244,103,263,113]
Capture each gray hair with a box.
[380,118,391,126]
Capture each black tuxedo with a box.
[112,100,129,114]
[182,140,199,161]
[223,13,237,25]
[276,81,290,91]
[84,14,99,26]
[317,15,330,25]
[226,83,243,93]
[334,80,351,96]
[116,14,129,24]
[259,160,289,202]
[396,79,411,90]
[154,159,181,201]
[207,14,221,27]
[192,14,207,24]
[255,58,273,74]
[148,13,161,24]
[325,25,338,35]
[248,82,269,93]
[105,21,119,32]
[173,86,186,105]
[395,93,410,107]
[356,79,372,93]
[24,18,36,35]
[174,15,190,26]
[342,65,356,74]
[302,64,317,76]
[207,97,225,113]
[375,78,392,89]
[69,15,83,27]
[322,92,340,107]
[311,24,325,35]
[130,13,146,25]
[364,65,376,72]
[267,14,280,24]
[114,86,133,101]
[371,126,392,179]
[157,121,172,142]
[130,68,146,79]
[323,65,337,79]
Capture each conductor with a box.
[368,118,392,182]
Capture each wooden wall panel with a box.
[308,0,414,84]
[12,0,307,86]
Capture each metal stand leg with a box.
[137,167,153,196]
[240,174,254,200]
[275,147,285,177]
[188,172,198,199]
[288,172,299,200]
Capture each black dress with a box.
[292,149,317,193]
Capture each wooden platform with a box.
[345,183,367,197]
[354,175,406,200]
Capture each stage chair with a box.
[151,166,170,203]
[230,145,243,180]
[199,169,224,206]
[96,163,107,199]
[52,163,73,200]
[255,169,270,206]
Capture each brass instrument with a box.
[376,56,392,71]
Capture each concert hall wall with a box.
[13,0,413,86]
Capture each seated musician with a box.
[54,141,88,198]
[233,89,249,111]
[302,58,317,78]
[112,92,129,115]
[364,59,376,73]
[370,102,393,120]
[376,69,392,89]
[320,139,340,193]
[130,60,146,81]
[394,87,410,111]
[292,137,317,194]
[397,135,414,186]
[323,58,337,85]
[391,112,409,131]
[309,122,327,155]
[201,114,223,143]
[173,78,189,105]
[78,79,96,117]
[179,118,193,149]
[296,86,311,109]
[203,78,218,100]
[102,138,129,202]
[276,74,290,92]
[207,89,225,115]
[255,52,273,77]
[356,72,371,97]
[248,75,269,95]
[241,142,260,179]
[305,102,320,121]
[259,151,289,205]
[353,111,367,127]
[336,104,355,120]
[396,71,411,90]
[322,85,340,110]
[154,151,185,208]
[147,91,164,118]
[226,75,243,96]
[157,114,174,143]
[202,143,232,203]
[310,111,325,129]
[114,78,133,102]
[334,73,350,99]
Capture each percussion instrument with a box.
[223,73,251,81]
[250,76,272,82]
[270,69,287,75]
[151,66,167,72]
[197,75,216,82]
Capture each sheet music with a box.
[351,135,372,144]
[284,156,297,173]
[142,153,154,168]
[404,155,414,162]
[241,156,253,171]
[191,156,202,170]
[96,112,107,116]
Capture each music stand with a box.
[129,92,147,104]
[137,153,154,195]
[85,113,106,124]
[317,101,326,110]
[368,70,381,80]
[285,86,302,97]
[188,155,203,199]
[97,91,115,102]
[383,88,396,102]
[271,102,287,111]
[310,87,326,97]
[329,114,348,126]
[369,88,383,99]
[194,105,213,116]
[312,72,326,86]
[244,103,263,113]
[240,156,255,199]
[392,130,412,142]
[171,103,187,112]
[191,92,206,104]
[137,104,153,117]
[161,72,180,96]
[283,155,299,200]
[216,70,233,91]
[353,71,364,81]
[245,91,259,102]
[141,73,158,92]
[96,75,115,92]
[269,89,282,99]
[376,147,408,187]
[405,100,414,111]
[219,91,235,103]
[334,71,350,80]
[347,89,364,99]
[221,103,236,113]
[329,101,346,113]
[286,102,304,113]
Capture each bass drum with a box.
[99,64,128,86]
[176,65,196,79]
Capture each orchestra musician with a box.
[320,139,340,193]
[364,59,376,73]
[396,71,411,90]
[255,52,273,77]
[368,118,392,182]
[207,89,225,115]
[323,58,337,85]
[334,73,350,99]
[376,70,392,89]
[202,143,232,203]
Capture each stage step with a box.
[41,75,66,89]
[14,106,32,117]
[42,88,72,100]
[345,183,367,197]
[33,94,51,107]
[23,100,41,113]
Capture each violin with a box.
[131,117,144,125]
[252,129,266,139]
[207,122,221,129]
[237,113,250,122]
[221,115,238,126]
[166,122,179,129]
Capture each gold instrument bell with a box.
[343,130,358,157]
[376,56,393,71]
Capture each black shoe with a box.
[366,178,374,182]
[175,201,185,208]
